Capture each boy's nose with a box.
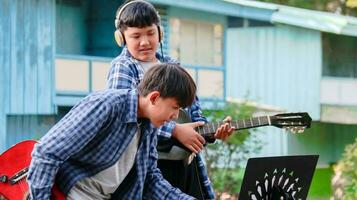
[140,37,150,45]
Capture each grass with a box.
[308,167,333,199]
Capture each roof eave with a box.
[148,0,275,22]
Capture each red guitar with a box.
[0,140,66,200]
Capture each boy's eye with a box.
[129,34,140,39]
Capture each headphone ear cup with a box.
[158,25,164,43]
[114,30,125,47]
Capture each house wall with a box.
[0,0,56,115]
[0,0,56,151]
[226,25,322,156]
[167,7,227,102]
[5,107,71,150]
[6,115,56,149]
[86,0,123,57]
[287,122,357,165]
[227,25,322,119]
[55,0,122,57]
[56,0,88,55]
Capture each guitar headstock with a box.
[270,112,312,134]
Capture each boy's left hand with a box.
[214,116,235,140]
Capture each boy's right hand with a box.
[172,122,206,154]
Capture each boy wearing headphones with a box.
[108,0,234,199]
[27,64,197,200]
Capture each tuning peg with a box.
[297,127,305,134]
[284,127,292,133]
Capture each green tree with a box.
[258,0,357,16]
[331,138,357,200]
[202,101,263,198]
[347,0,357,8]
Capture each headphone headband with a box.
[115,0,150,29]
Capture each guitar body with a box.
[0,140,65,200]
[157,110,196,163]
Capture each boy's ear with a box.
[149,91,160,105]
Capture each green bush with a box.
[331,138,357,200]
[202,101,263,198]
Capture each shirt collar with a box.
[125,90,156,134]
[122,89,139,124]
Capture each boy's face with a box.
[148,93,180,128]
[123,24,159,62]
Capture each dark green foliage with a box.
[331,138,357,200]
[258,0,357,16]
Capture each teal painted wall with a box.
[0,0,56,151]
[168,6,227,24]
[56,0,122,57]
[6,115,56,149]
[56,0,89,55]
[86,0,123,57]
[227,25,321,119]
[0,0,56,115]
[5,106,71,150]
[226,25,322,156]
[149,0,274,22]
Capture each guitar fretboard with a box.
[196,116,271,137]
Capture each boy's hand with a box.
[214,116,235,140]
[172,122,206,154]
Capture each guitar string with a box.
[18,158,30,198]
[198,116,269,136]
[21,168,30,198]
[19,178,26,198]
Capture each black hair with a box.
[138,63,196,108]
[116,0,160,32]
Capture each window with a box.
[169,18,224,99]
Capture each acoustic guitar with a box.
[157,111,312,164]
[0,140,66,200]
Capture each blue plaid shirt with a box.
[107,47,215,199]
[27,89,194,200]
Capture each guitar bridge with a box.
[9,168,28,185]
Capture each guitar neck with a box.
[196,116,271,137]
